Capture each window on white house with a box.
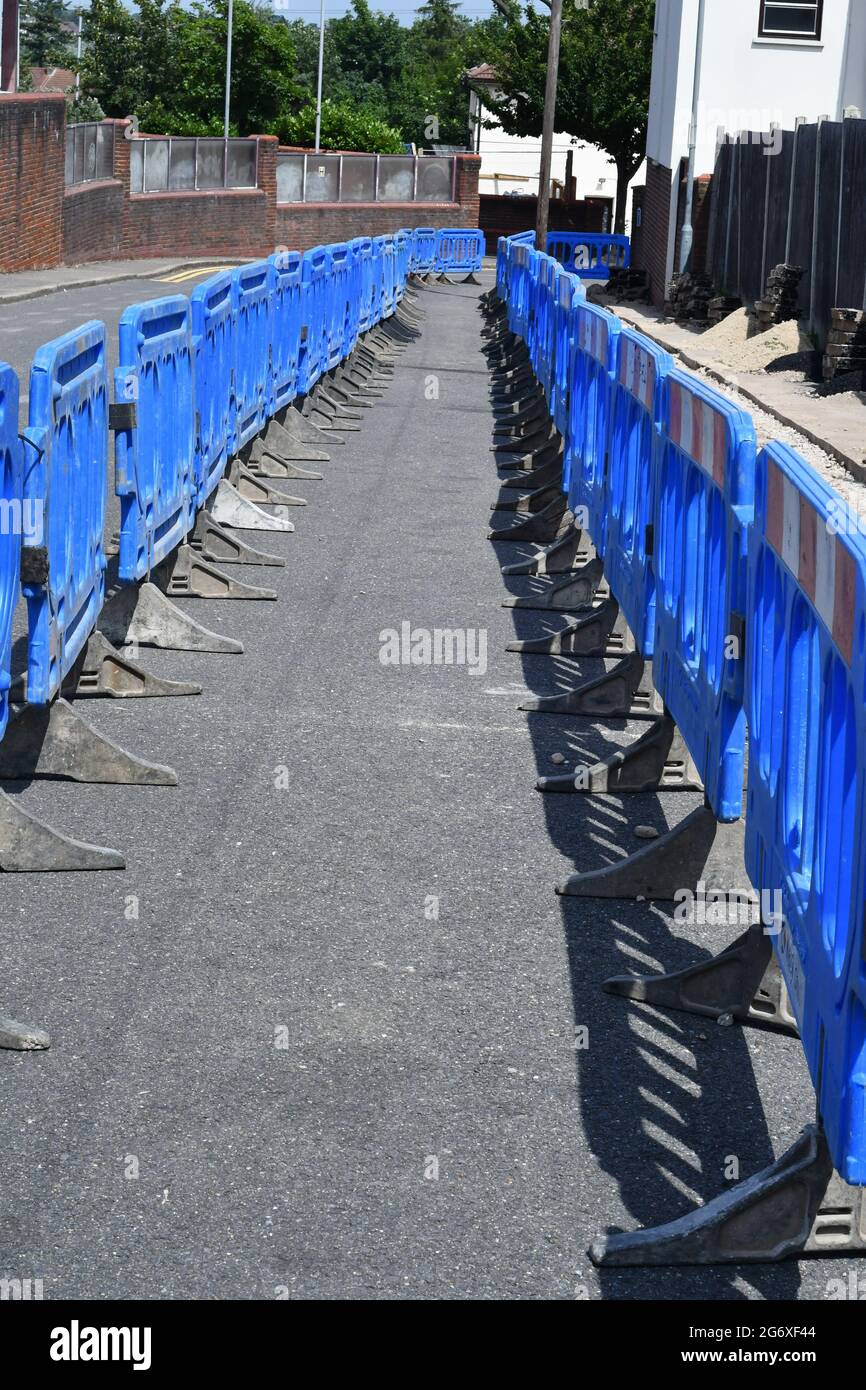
[758,1,823,38]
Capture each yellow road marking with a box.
[155,265,235,283]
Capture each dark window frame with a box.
[758,1,824,40]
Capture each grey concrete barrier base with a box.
[211,481,294,534]
[491,483,562,516]
[0,787,124,872]
[153,544,277,602]
[590,1126,866,1267]
[281,406,343,449]
[519,652,664,721]
[190,511,285,568]
[100,581,244,655]
[497,437,563,476]
[508,595,628,657]
[502,555,604,609]
[603,922,798,1035]
[499,457,563,493]
[64,630,201,699]
[0,698,177,786]
[488,495,568,544]
[0,1014,51,1051]
[491,424,558,458]
[229,459,306,508]
[245,436,323,481]
[557,802,746,902]
[538,711,704,796]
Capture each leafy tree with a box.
[271,99,405,155]
[20,0,75,68]
[481,0,654,231]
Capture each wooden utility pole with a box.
[535,0,564,252]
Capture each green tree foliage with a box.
[272,100,405,155]
[20,0,75,69]
[480,0,654,231]
[81,0,301,134]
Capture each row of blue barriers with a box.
[0,222,481,1046]
[488,231,866,1265]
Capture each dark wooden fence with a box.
[706,116,866,346]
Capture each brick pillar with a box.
[0,94,65,271]
[109,118,132,257]
[254,134,279,253]
[638,158,674,308]
[454,154,481,227]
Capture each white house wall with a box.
[650,0,865,177]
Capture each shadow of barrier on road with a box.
[0,226,483,1050]
[478,233,866,1278]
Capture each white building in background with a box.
[644,0,866,294]
[466,63,645,231]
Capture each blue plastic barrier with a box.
[603,328,674,654]
[22,323,108,705]
[0,364,22,739]
[297,246,330,396]
[434,228,484,276]
[744,442,866,1182]
[114,296,195,583]
[413,227,437,275]
[565,302,620,544]
[323,242,350,369]
[547,232,630,280]
[191,270,235,506]
[653,370,756,820]
[551,266,583,437]
[352,237,374,334]
[394,229,411,299]
[232,260,272,450]
[269,249,303,414]
[533,254,557,401]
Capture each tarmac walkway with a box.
[0,271,835,1299]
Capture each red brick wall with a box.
[672,168,712,278]
[635,158,674,308]
[63,179,126,263]
[274,202,471,251]
[0,100,482,271]
[0,94,65,271]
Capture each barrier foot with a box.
[0,787,124,872]
[590,1126,866,1267]
[283,405,345,448]
[503,556,604,609]
[100,582,244,655]
[501,521,588,577]
[0,1014,51,1050]
[520,652,663,721]
[262,418,329,464]
[488,496,568,544]
[229,460,306,508]
[556,803,745,902]
[491,423,557,456]
[509,596,628,657]
[463,272,482,284]
[153,545,277,602]
[190,512,286,568]
[495,436,563,471]
[210,481,294,533]
[315,385,362,420]
[538,712,704,794]
[497,437,563,474]
[245,437,323,480]
[499,457,563,492]
[603,923,798,1034]
[64,630,202,699]
[491,484,561,515]
[0,698,177,786]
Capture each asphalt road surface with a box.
[0,270,836,1299]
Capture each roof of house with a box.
[466,63,497,82]
[29,67,77,93]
